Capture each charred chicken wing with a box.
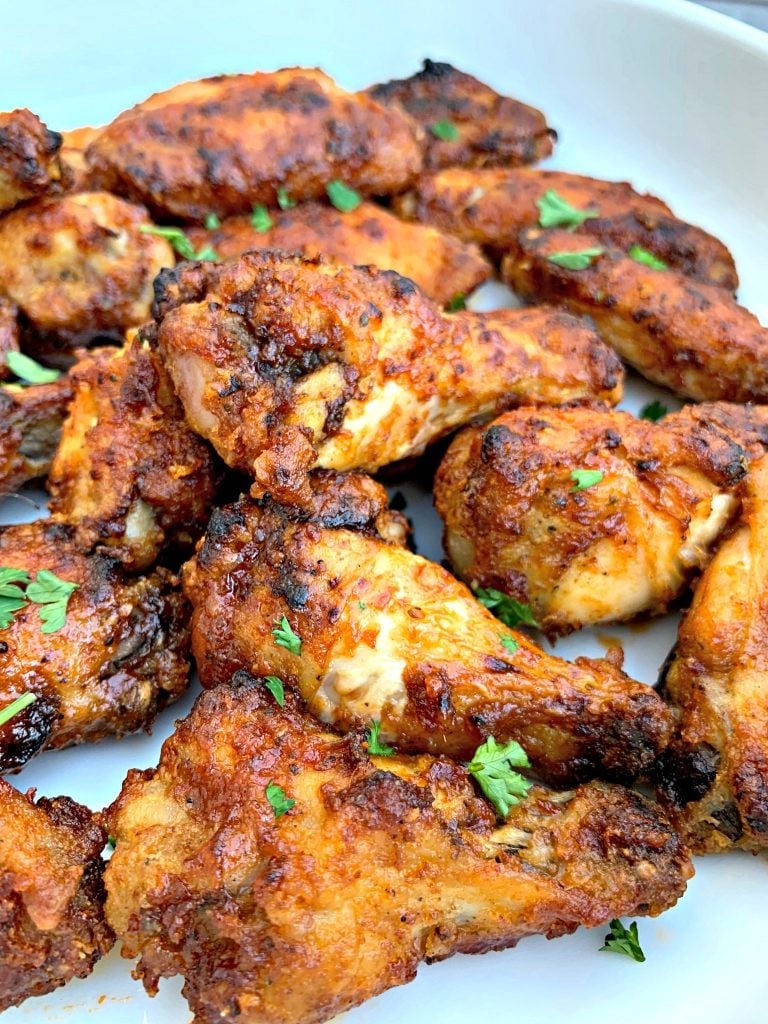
[0,109,69,214]
[0,373,74,496]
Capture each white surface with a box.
[2,0,768,1021]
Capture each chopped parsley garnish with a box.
[25,570,79,634]
[0,691,37,728]
[106,834,117,850]
[430,119,459,141]
[0,567,32,629]
[276,187,296,210]
[600,919,646,962]
[326,180,362,213]
[446,292,467,311]
[639,400,668,422]
[358,601,366,610]
[570,468,604,491]
[468,736,532,818]
[263,675,285,707]
[474,587,539,629]
[628,245,667,271]
[272,616,302,656]
[5,351,61,385]
[265,781,295,818]
[547,246,605,270]
[500,634,519,656]
[204,212,220,230]
[536,189,599,230]
[250,204,273,233]
[366,720,394,756]
[139,224,219,262]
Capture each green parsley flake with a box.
[0,691,37,728]
[106,834,117,850]
[571,468,604,491]
[139,224,219,262]
[0,567,32,629]
[358,601,366,610]
[263,675,285,707]
[326,180,362,213]
[430,119,459,141]
[468,736,532,818]
[25,570,79,634]
[639,400,668,422]
[628,245,667,271]
[6,351,61,385]
[536,189,599,230]
[500,634,519,656]
[366,720,394,756]
[600,919,646,962]
[250,204,273,233]
[272,616,302,656]
[547,246,605,270]
[204,212,220,230]
[266,781,295,818]
[475,587,539,629]
[446,292,467,311]
[276,187,296,210]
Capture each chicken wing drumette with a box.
[104,676,691,1024]
[0,778,113,1012]
[183,471,672,785]
[0,109,69,214]
[0,519,190,772]
[0,373,74,496]
[150,251,622,498]
[187,200,491,306]
[366,60,555,170]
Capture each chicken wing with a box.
[366,60,555,170]
[85,68,424,222]
[0,374,74,496]
[186,200,491,306]
[0,296,20,379]
[0,778,113,1012]
[0,519,189,772]
[150,251,622,496]
[655,455,768,854]
[503,228,768,402]
[394,167,738,289]
[59,126,101,192]
[48,337,220,570]
[183,471,673,785]
[0,109,69,214]
[435,403,747,636]
[0,191,173,353]
[104,676,691,1024]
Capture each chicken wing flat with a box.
[0,191,173,352]
[183,471,673,785]
[394,167,738,289]
[0,295,20,379]
[186,200,491,306]
[85,68,424,222]
[435,404,747,636]
[104,676,691,1024]
[503,228,768,402]
[0,778,113,1012]
[0,519,189,772]
[656,455,768,854]
[0,109,69,214]
[366,60,555,170]
[150,252,622,495]
[48,337,220,571]
[0,374,74,496]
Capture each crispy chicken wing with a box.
[150,252,622,495]
[187,200,491,306]
[48,337,220,570]
[655,455,768,854]
[665,401,768,459]
[0,374,74,496]
[0,191,173,353]
[435,404,747,636]
[104,676,691,1024]
[0,778,113,1011]
[0,519,190,772]
[0,295,20,379]
[85,68,424,222]
[183,472,673,785]
[0,109,69,214]
[366,60,555,170]
[503,228,768,402]
[394,167,738,289]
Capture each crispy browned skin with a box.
[366,60,554,170]
[59,126,101,191]
[503,228,768,402]
[86,68,424,222]
[187,200,491,305]
[0,109,69,213]
[0,778,113,1011]
[48,338,219,571]
[183,472,673,785]
[656,455,768,854]
[435,404,747,636]
[0,519,190,772]
[104,677,691,1024]
[0,374,74,495]
[394,167,738,289]
[151,251,622,496]
[665,401,768,460]
[0,296,20,379]
[0,191,173,352]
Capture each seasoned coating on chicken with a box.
[59,126,101,192]
[0,191,174,352]
[664,401,768,460]
[150,252,622,496]
[0,296,20,379]
[0,778,113,1012]
[0,109,69,214]
[503,228,768,402]
[0,374,74,496]
[187,200,491,306]
[48,338,220,571]
[104,677,691,1024]
[394,167,738,289]
[656,455,768,854]
[366,60,555,171]
[0,519,190,772]
[435,404,746,637]
[183,472,673,785]
[85,68,424,222]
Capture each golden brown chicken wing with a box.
[85,68,424,222]
[0,778,113,1012]
[0,374,74,496]
[187,199,491,306]
[434,403,748,636]
[183,471,673,785]
[48,337,220,571]
[503,228,768,402]
[366,60,555,170]
[104,676,691,1024]
[0,191,173,353]
[150,251,622,497]
[0,109,69,214]
[0,296,20,379]
[0,519,190,772]
[59,125,101,192]
[394,167,738,289]
[655,455,768,854]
